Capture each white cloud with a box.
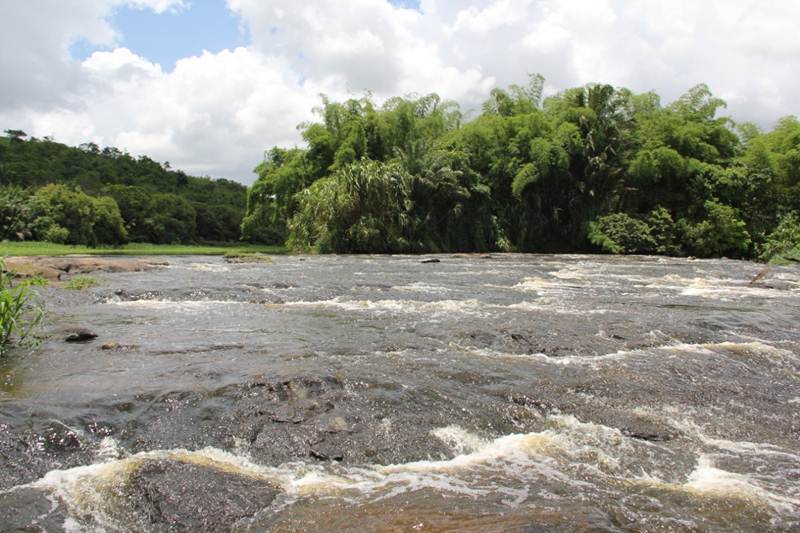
[125,0,187,13]
[451,0,534,34]
[2,0,799,183]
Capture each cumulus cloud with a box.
[1,0,799,182]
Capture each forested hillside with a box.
[0,133,246,245]
[244,76,800,261]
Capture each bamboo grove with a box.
[243,76,800,261]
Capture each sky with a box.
[1,1,798,184]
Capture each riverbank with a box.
[0,242,287,257]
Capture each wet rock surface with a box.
[122,459,279,531]
[6,256,165,278]
[63,327,98,343]
[0,486,72,532]
[1,255,799,531]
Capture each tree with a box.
[4,129,26,142]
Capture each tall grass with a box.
[0,259,44,355]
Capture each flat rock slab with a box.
[5,257,165,279]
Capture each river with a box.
[1,254,799,531]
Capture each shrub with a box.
[646,207,682,255]
[28,184,127,245]
[759,212,800,263]
[682,201,751,257]
[588,213,656,254]
[289,160,415,253]
[0,260,44,355]
[65,276,98,290]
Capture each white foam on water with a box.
[549,268,584,280]
[633,454,800,516]
[95,437,122,462]
[62,517,86,533]
[463,346,632,366]
[22,416,628,524]
[105,299,249,313]
[430,425,490,455]
[682,455,799,513]
[282,297,487,317]
[188,263,231,273]
[659,341,800,366]
[663,341,800,367]
[393,282,452,294]
[666,417,800,462]
[23,447,346,529]
[641,274,800,299]
[464,341,798,373]
[513,277,574,293]
[506,300,611,315]
[18,407,799,529]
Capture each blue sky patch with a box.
[70,0,247,70]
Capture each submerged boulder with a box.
[123,459,280,531]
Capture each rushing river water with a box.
[1,254,799,532]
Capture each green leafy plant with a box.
[65,275,99,290]
[0,259,44,355]
[588,212,656,254]
[759,212,800,264]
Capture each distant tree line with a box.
[0,133,246,245]
[243,76,800,261]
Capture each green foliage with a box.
[681,201,751,257]
[223,252,273,263]
[65,276,98,291]
[645,207,682,255]
[759,213,800,263]
[236,79,798,259]
[0,137,246,244]
[0,259,44,356]
[0,186,34,241]
[146,194,196,244]
[289,160,415,253]
[25,184,128,246]
[588,213,656,254]
[589,208,683,255]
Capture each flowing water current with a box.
[1,254,799,532]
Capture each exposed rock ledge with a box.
[4,256,166,280]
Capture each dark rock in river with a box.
[0,487,72,532]
[42,422,82,452]
[309,445,344,461]
[420,258,441,263]
[101,342,137,351]
[64,327,98,342]
[313,411,352,433]
[123,459,279,531]
[592,409,677,443]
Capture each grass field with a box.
[0,241,288,257]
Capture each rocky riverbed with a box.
[1,254,799,531]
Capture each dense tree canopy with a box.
[0,135,247,245]
[4,78,799,260]
[244,77,800,260]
